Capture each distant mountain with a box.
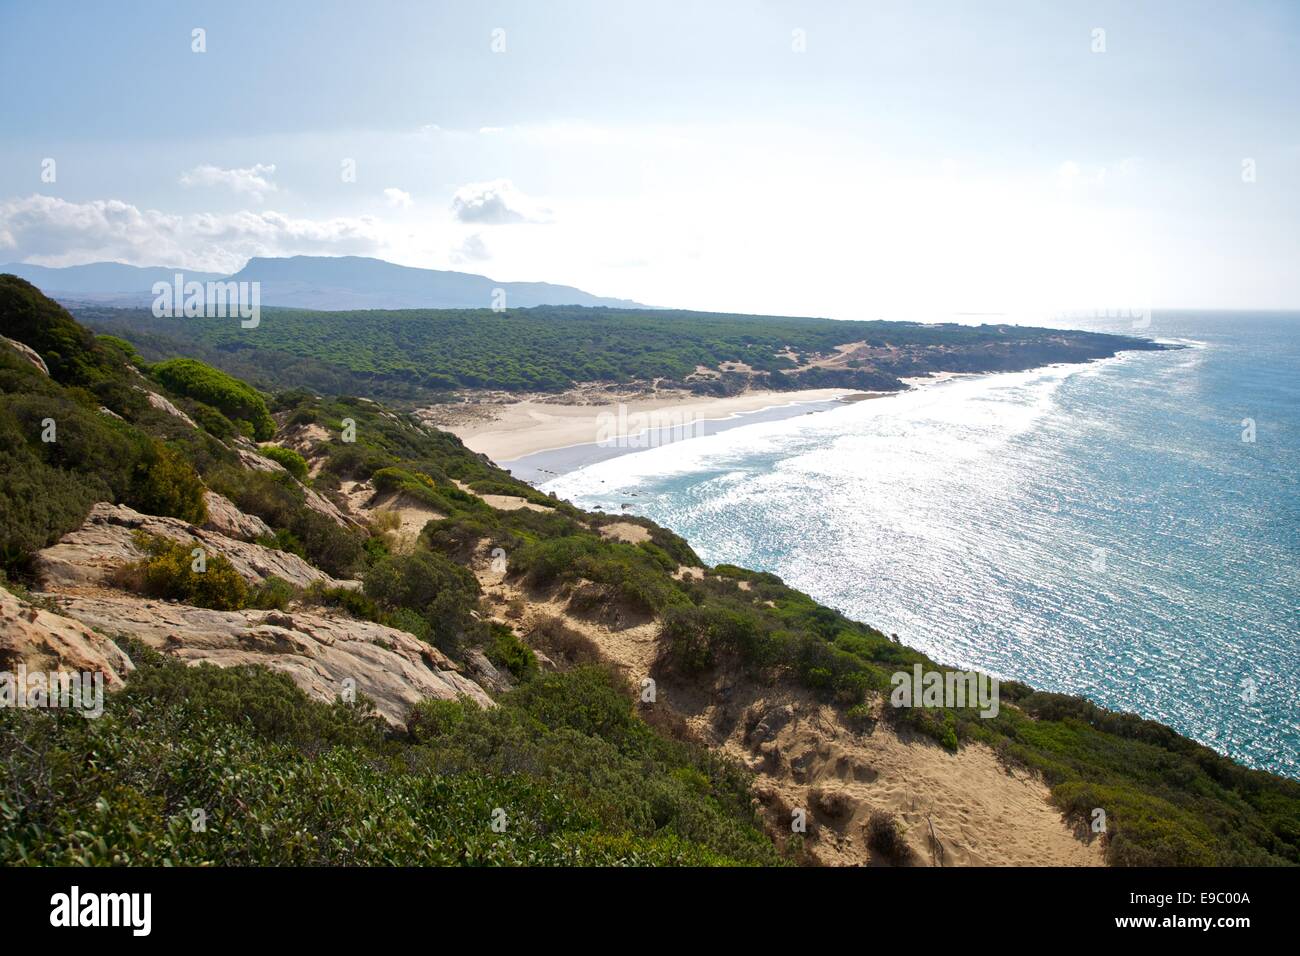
[0,256,648,311]
[0,262,224,304]
[228,256,648,310]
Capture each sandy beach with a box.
[426,388,858,461]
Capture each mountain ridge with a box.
[0,255,649,311]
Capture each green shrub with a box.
[0,434,100,575]
[363,549,485,653]
[151,358,275,440]
[526,615,602,666]
[658,603,774,673]
[129,439,207,524]
[467,479,556,508]
[115,532,249,610]
[190,402,238,439]
[421,515,502,559]
[210,466,363,577]
[510,535,686,615]
[485,623,538,683]
[0,650,778,866]
[248,576,296,610]
[261,444,309,480]
[0,275,123,388]
[303,582,383,622]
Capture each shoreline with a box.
[433,387,870,462]
[499,358,1127,486]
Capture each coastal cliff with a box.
[1,276,1294,867]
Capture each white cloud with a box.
[0,194,384,273]
[179,163,278,201]
[383,187,413,208]
[450,179,552,225]
[452,233,490,263]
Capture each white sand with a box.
[444,388,851,461]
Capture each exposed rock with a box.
[235,444,364,531]
[530,647,559,672]
[202,491,274,541]
[237,445,284,474]
[0,587,133,687]
[44,592,493,725]
[302,483,365,531]
[139,387,198,428]
[463,647,513,695]
[35,502,346,591]
[1,336,50,376]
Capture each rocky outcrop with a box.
[44,592,493,725]
[463,647,513,695]
[0,587,133,687]
[35,502,348,591]
[302,483,364,531]
[140,388,197,428]
[235,443,364,531]
[236,444,284,473]
[202,491,274,541]
[2,336,50,375]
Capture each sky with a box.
[1,0,1298,318]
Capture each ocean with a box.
[535,312,1300,780]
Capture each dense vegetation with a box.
[0,645,778,866]
[0,279,212,574]
[75,302,1164,399]
[2,275,1296,869]
[151,357,276,440]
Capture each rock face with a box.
[301,483,365,531]
[463,647,513,695]
[0,587,133,687]
[35,502,347,591]
[202,491,274,541]
[1,336,50,375]
[141,388,198,428]
[45,592,493,725]
[236,444,284,473]
[235,444,364,531]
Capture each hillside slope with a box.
[1,274,1296,867]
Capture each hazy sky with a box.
[2,0,1298,317]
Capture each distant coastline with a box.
[428,353,1154,473]
[438,375,977,477]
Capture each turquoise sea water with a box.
[539,313,1300,779]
